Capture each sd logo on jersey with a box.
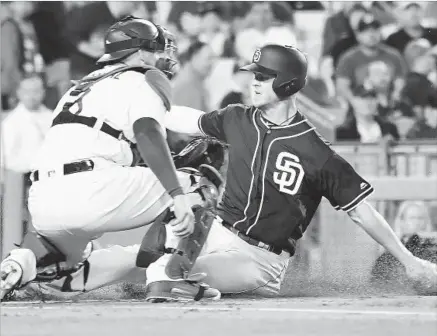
[273,152,305,196]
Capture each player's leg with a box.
[194,222,290,296]
[144,217,290,300]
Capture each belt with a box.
[30,159,95,182]
[221,220,284,256]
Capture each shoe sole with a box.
[145,281,221,303]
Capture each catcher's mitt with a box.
[132,137,227,172]
[173,137,226,171]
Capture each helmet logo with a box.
[253,48,262,63]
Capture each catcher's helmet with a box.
[240,44,308,98]
[97,16,178,79]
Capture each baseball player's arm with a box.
[166,105,231,142]
[165,106,205,136]
[348,201,437,290]
[129,81,185,199]
[347,201,415,265]
[318,153,437,287]
[133,118,183,197]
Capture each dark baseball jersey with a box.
[198,104,374,251]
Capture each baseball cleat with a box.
[145,280,221,303]
[0,260,23,301]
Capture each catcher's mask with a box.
[97,15,178,79]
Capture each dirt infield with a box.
[1,296,436,336]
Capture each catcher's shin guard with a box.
[165,206,214,279]
[136,206,215,276]
[136,164,221,269]
[136,209,171,268]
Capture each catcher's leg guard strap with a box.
[19,231,92,287]
[19,231,66,281]
[165,206,215,280]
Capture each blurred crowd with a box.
[1,1,436,149]
[0,1,436,287]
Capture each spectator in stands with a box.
[1,1,22,111]
[263,2,297,47]
[0,75,52,174]
[167,1,203,55]
[363,60,396,117]
[336,14,407,108]
[385,2,437,55]
[321,3,367,69]
[320,3,369,98]
[172,41,216,111]
[335,87,399,143]
[65,1,145,80]
[27,2,72,109]
[393,201,435,239]
[197,2,230,57]
[219,62,252,108]
[241,1,275,33]
[399,39,437,140]
[1,1,45,111]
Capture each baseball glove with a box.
[132,137,227,172]
[173,137,227,171]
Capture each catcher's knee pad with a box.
[165,206,215,280]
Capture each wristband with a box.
[168,187,184,198]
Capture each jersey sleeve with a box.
[318,153,374,212]
[198,105,234,142]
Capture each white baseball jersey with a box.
[32,65,167,171]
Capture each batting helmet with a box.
[240,44,308,98]
[97,16,178,79]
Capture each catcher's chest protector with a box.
[52,65,171,141]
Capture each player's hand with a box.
[170,194,195,238]
[404,256,437,294]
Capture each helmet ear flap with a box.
[273,77,307,98]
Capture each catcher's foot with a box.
[145,280,221,303]
[1,260,23,301]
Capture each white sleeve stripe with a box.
[341,187,374,212]
[197,115,207,136]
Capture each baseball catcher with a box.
[1,16,225,302]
